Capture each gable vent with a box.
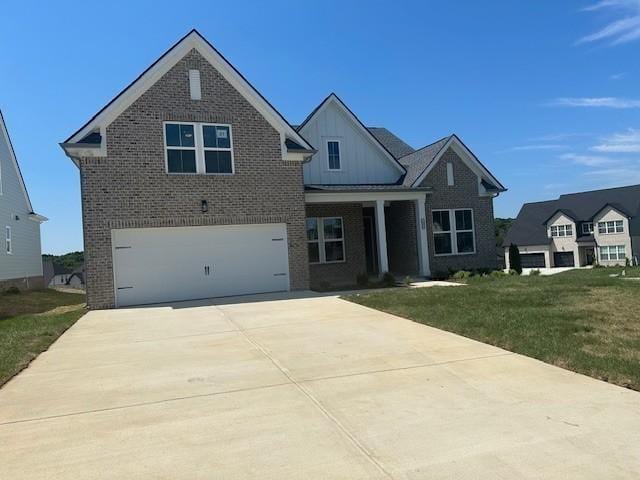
[189,69,202,100]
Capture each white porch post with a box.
[415,198,430,277]
[375,199,389,273]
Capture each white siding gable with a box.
[300,98,402,185]
[0,113,43,281]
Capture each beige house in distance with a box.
[505,185,640,269]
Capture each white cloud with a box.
[559,153,618,166]
[508,144,568,152]
[549,97,640,108]
[609,72,626,80]
[583,167,640,185]
[590,128,640,152]
[578,0,640,45]
[531,132,591,141]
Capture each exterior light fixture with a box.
[201,200,208,213]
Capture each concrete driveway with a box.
[1,293,639,479]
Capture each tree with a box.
[509,244,522,274]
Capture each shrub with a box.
[403,276,413,287]
[381,272,396,287]
[356,273,369,287]
[452,270,471,280]
[508,269,519,276]
[529,269,541,276]
[490,270,507,278]
[509,244,522,274]
[4,286,20,295]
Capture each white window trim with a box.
[599,245,626,261]
[5,226,11,255]
[582,222,594,235]
[326,139,342,172]
[597,220,624,235]
[163,121,235,175]
[432,208,476,257]
[550,224,573,238]
[307,216,346,264]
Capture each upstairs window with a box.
[582,222,594,235]
[433,209,475,255]
[327,141,341,170]
[5,226,11,254]
[165,122,234,174]
[598,220,624,234]
[550,224,573,237]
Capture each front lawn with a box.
[347,268,640,390]
[0,289,86,386]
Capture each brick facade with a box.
[305,203,366,289]
[79,49,309,308]
[420,148,497,276]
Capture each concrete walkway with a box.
[1,292,639,479]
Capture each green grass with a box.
[0,289,86,386]
[346,267,640,391]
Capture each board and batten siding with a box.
[0,121,43,281]
[300,101,401,185]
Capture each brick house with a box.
[61,30,506,309]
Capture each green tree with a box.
[509,244,522,274]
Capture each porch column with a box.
[415,198,430,276]
[375,199,389,273]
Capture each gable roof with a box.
[62,29,312,156]
[504,184,640,246]
[397,136,450,186]
[367,127,415,158]
[0,110,46,221]
[297,93,406,175]
[541,208,578,225]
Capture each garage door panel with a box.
[520,253,546,268]
[553,252,575,268]
[112,224,289,307]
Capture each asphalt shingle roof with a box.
[397,136,451,187]
[366,127,415,159]
[504,184,640,247]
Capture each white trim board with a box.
[0,110,35,213]
[64,30,312,161]
[305,191,427,203]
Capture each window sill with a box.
[433,251,477,257]
[166,172,235,176]
[310,259,347,265]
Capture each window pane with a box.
[167,149,196,173]
[616,221,624,233]
[566,225,573,236]
[323,218,343,240]
[598,223,606,234]
[308,242,320,263]
[306,218,318,241]
[456,232,474,253]
[165,124,180,146]
[180,124,195,147]
[433,211,450,232]
[434,232,452,255]
[205,151,232,173]
[455,210,472,230]
[328,141,340,170]
[325,241,344,262]
[203,125,231,148]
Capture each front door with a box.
[363,211,378,275]
[584,248,595,266]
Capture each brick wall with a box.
[386,201,419,275]
[306,203,366,288]
[79,49,309,308]
[420,148,497,275]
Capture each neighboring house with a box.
[66,270,85,289]
[504,184,640,269]
[61,30,505,309]
[0,110,47,290]
[43,259,85,288]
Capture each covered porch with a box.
[305,187,430,289]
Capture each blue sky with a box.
[1,0,639,254]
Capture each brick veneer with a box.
[79,49,309,308]
[420,148,498,275]
[305,203,366,288]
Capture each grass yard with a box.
[347,267,640,391]
[0,289,86,387]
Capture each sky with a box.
[1,0,639,254]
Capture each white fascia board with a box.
[28,213,48,223]
[299,94,406,174]
[67,31,312,159]
[305,191,428,204]
[412,136,505,191]
[0,111,34,212]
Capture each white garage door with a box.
[112,224,289,307]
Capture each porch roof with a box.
[304,184,432,193]
[305,185,430,204]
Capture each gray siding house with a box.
[504,184,640,269]
[61,30,505,309]
[0,110,47,290]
